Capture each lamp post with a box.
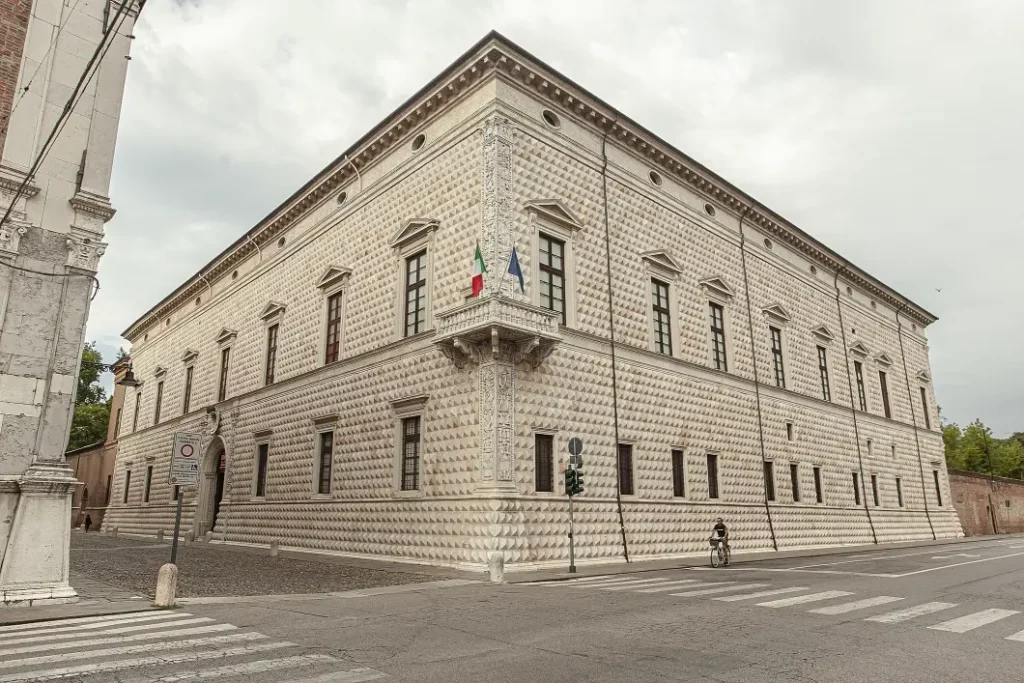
[80,360,140,388]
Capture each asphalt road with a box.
[5,537,1024,683]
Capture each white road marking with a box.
[0,611,169,634]
[893,551,1024,577]
[0,612,190,638]
[865,602,958,624]
[601,579,688,591]
[928,609,1020,633]
[1005,629,1024,643]
[0,624,237,658]
[284,670,390,683]
[580,577,677,589]
[1,617,213,646]
[0,641,294,683]
[556,577,640,588]
[788,543,1005,570]
[115,654,337,683]
[714,587,809,602]
[517,575,621,586]
[0,633,267,670]
[931,554,979,560]
[757,591,853,608]
[808,596,904,615]
[689,567,899,578]
[671,583,766,597]
[634,580,702,593]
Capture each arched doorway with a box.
[194,436,227,538]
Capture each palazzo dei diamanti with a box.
[104,32,962,570]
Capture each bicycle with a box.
[709,537,730,568]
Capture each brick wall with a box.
[949,470,1024,535]
[0,0,30,155]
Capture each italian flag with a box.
[471,243,486,297]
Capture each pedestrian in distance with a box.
[84,514,92,533]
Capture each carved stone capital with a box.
[66,232,107,272]
[0,224,27,256]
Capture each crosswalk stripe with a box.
[0,632,267,670]
[634,580,702,593]
[115,654,340,683]
[558,577,637,588]
[714,587,809,602]
[670,583,766,597]
[928,609,1020,633]
[757,591,853,608]
[809,596,904,615]
[1004,629,1024,643]
[864,602,958,624]
[0,612,192,639]
[563,575,621,583]
[0,624,237,658]
[284,670,389,683]
[0,641,295,683]
[600,579,687,591]
[580,578,674,589]
[0,611,168,634]
[1,617,213,646]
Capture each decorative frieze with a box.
[481,116,515,296]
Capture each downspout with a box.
[895,311,936,540]
[600,120,629,563]
[198,272,213,301]
[833,268,878,543]
[246,234,263,265]
[343,155,363,193]
[736,206,778,551]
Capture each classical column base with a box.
[0,463,79,606]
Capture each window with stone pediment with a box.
[700,276,735,372]
[643,251,682,356]
[316,267,350,365]
[391,219,437,340]
[527,199,582,328]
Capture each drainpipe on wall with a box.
[600,120,629,563]
[736,205,778,551]
[833,267,878,544]
[343,155,363,193]
[894,310,936,540]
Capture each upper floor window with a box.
[218,347,230,402]
[114,407,122,439]
[405,250,427,336]
[325,292,343,363]
[854,361,867,411]
[878,370,892,418]
[710,302,728,371]
[132,392,141,432]
[265,324,279,384]
[182,366,194,414]
[153,380,164,425]
[651,278,672,355]
[920,386,931,429]
[770,326,785,388]
[538,234,566,324]
[817,346,831,402]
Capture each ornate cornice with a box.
[69,193,116,221]
[123,32,935,341]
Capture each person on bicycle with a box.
[711,517,730,563]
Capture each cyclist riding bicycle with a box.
[710,517,730,563]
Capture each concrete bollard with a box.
[154,563,178,607]
[205,531,213,542]
[270,541,279,558]
[110,527,118,537]
[156,530,164,542]
[488,552,505,584]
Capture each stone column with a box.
[478,348,516,491]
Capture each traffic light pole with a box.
[568,493,576,574]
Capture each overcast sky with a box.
[88,0,1024,436]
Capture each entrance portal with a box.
[194,436,227,538]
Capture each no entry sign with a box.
[169,432,203,486]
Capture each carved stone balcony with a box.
[435,294,561,368]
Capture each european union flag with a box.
[508,246,525,293]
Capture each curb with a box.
[0,601,156,627]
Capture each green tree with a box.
[942,421,965,470]
[67,343,110,451]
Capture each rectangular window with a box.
[143,465,153,503]
[891,444,897,459]
[854,361,867,411]
[651,279,672,355]
[265,324,279,384]
[132,393,141,432]
[114,407,122,439]
[617,444,634,495]
[153,381,164,425]
[671,449,686,497]
[173,485,180,501]
[852,472,861,506]
[879,371,891,418]
[255,443,269,497]
[709,303,728,371]
[933,470,943,506]
[764,461,776,501]
[790,463,800,502]
[218,347,230,402]
[817,346,831,401]
[896,477,904,507]
[920,387,931,429]
[535,434,553,493]
[867,439,873,457]
[182,366,194,414]
[325,292,343,363]
[404,250,427,336]
[813,466,823,503]
[770,326,785,389]
[123,470,131,504]
[539,234,566,324]
[104,474,111,506]
[401,416,421,491]
[317,431,334,495]
[786,422,794,441]
[871,474,879,507]
[707,453,720,499]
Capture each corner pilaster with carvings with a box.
[481,116,515,296]
[0,173,39,260]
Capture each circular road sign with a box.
[180,444,195,458]
[568,437,583,456]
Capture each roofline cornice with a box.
[123,32,935,340]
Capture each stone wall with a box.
[0,0,30,155]
[950,470,1024,536]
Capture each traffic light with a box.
[574,466,584,495]
[564,468,576,496]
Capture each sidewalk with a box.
[504,532,1024,583]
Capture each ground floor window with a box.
[813,466,823,503]
[671,449,686,497]
[618,444,634,495]
[401,416,422,492]
[317,431,334,495]
[707,453,720,499]
[123,471,131,504]
[535,434,554,493]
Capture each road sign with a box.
[568,437,583,456]
[169,432,203,486]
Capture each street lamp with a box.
[80,360,140,388]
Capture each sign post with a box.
[168,432,202,564]
[566,437,584,574]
